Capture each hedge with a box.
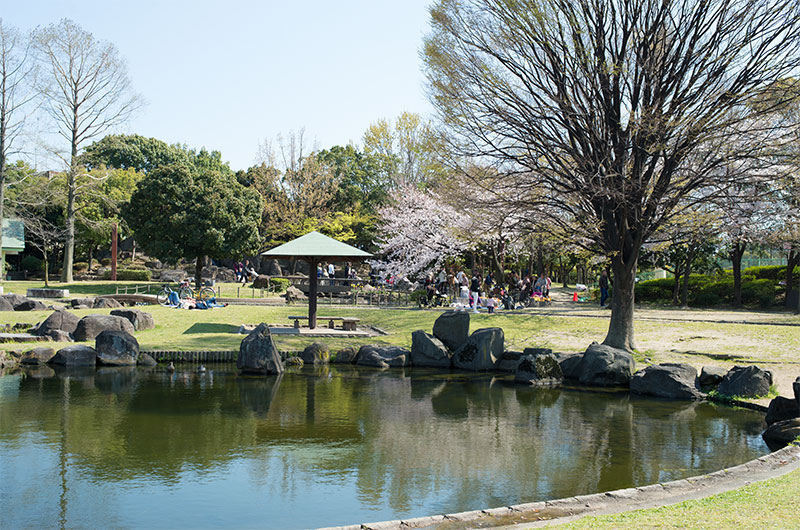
[269,277,291,291]
[21,256,43,272]
[636,273,777,307]
[102,268,152,281]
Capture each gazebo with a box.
[261,231,372,329]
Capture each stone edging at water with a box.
[320,444,800,530]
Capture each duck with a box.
[197,365,207,373]
[166,362,175,372]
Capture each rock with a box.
[333,347,358,364]
[356,345,410,368]
[630,363,703,400]
[284,285,307,303]
[110,309,155,331]
[301,342,330,364]
[93,297,123,309]
[557,352,584,380]
[137,353,157,366]
[410,330,452,368]
[575,342,635,387]
[452,327,504,371]
[432,311,470,352]
[72,304,91,310]
[20,347,56,365]
[765,396,800,425]
[285,356,304,366]
[266,259,282,276]
[50,345,97,366]
[95,330,139,366]
[0,297,14,311]
[70,298,95,308]
[252,275,269,289]
[46,329,73,342]
[514,353,563,386]
[495,350,523,372]
[33,310,80,336]
[237,323,284,375]
[73,314,136,342]
[718,365,773,397]
[159,269,185,283]
[762,418,800,448]
[698,366,727,387]
[2,294,28,307]
[15,299,47,311]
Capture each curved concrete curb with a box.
[320,444,800,530]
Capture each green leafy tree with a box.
[123,162,262,290]
[81,134,190,174]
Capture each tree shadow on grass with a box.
[183,323,240,334]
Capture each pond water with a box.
[0,364,768,529]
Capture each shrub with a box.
[73,262,89,272]
[124,263,147,271]
[100,258,111,266]
[744,265,785,281]
[102,268,152,281]
[269,277,290,291]
[741,278,776,307]
[20,255,42,272]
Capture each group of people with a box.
[316,262,358,285]
[233,260,257,284]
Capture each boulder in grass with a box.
[718,365,773,398]
[46,329,73,342]
[70,298,95,308]
[73,314,135,342]
[252,275,269,289]
[237,323,284,375]
[2,294,27,307]
[0,297,14,311]
[410,330,452,368]
[630,363,704,400]
[333,347,358,364]
[110,309,155,331]
[432,311,470,352]
[514,353,563,386]
[283,285,307,303]
[557,352,584,380]
[15,299,48,311]
[95,330,139,366]
[34,310,80,336]
[356,345,410,368]
[50,345,97,366]
[698,366,727,387]
[452,327,504,372]
[93,297,123,309]
[301,342,330,364]
[20,347,56,365]
[575,342,635,387]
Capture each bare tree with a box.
[424,0,800,350]
[33,18,141,283]
[0,19,36,280]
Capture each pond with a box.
[0,364,768,529]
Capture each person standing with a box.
[470,272,481,313]
[599,270,610,307]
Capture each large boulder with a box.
[266,259,282,276]
[333,347,358,364]
[252,275,269,289]
[356,345,410,368]
[410,331,452,368]
[698,366,727,387]
[718,365,773,397]
[159,269,185,283]
[575,342,635,387]
[2,294,28,307]
[20,346,56,365]
[630,363,703,400]
[15,299,47,311]
[137,353,157,367]
[762,418,800,448]
[93,297,122,309]
[46,329,73,342]
[70,298,95,308]
[495,350,523,372]
[514,353,563,386]
[557,352,584,380]
[284,285,307,303]
[432,311,470,352]
[73,314,135,342]
[237,323,284,375]
[301,342,330,364]
[50,345,97,366]
[452,327,504,371]
[95,330,139,366]
[0,296,14,311]
[110,309,155,331]
[33,310,80,337]
[765,396,800,426]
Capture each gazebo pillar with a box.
[308,258,318,329]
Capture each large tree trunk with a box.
[603,253,638,352]
[730,241,746,308]
[671,264,681,306]
[61,129,79,283]
[194,256,204,291]
[786,249,799,300]
[680,246,696,307]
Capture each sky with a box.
[4,0,436,171]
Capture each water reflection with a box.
[0,365,768,529]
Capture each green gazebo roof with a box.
[261,231,372,262]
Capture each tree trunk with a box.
[603,253,638,352]
[671,265,681,306]
[61,132,79,283]
[195,255,204,291]
[43,248,49,288]
[786,249,799,300]
[731,241,746,308]
[680,246,695,307]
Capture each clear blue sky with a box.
[5,0,435,171]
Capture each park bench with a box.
[288,315,361,331]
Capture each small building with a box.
[2,218,25,276]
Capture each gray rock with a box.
[46,329,73,342]
[765,396,800,426]
[266,259,282,276]
[159,269,186,283]
[70,298,95,308]
[34,310,80,336]
[252,275,269,289]
[333,347,358,364]
[495,350,523,372]
[356,345,410,368]
[285,356,304,367]
[762,418,800,447]
[95,330,139,366]
[575,342,635,387]
[73,314,135,342]
[452,327,504,371]
[137,353,157,366]
[630,363,704,400]
[110,309,155,331]
[301,342,330,364]
[514,353,563,386]
[93,297,122,309]
[410,330,452,368]
[2,294,27,307]
[237,323,284,375]
[557,352,583,379]
[718,365,773,397]
[0,297,14,311]
[20,347,56,365]
[284,285,307,302]
[15,299,47,311]
[698,366,727,387]
[50,345,97,366]
[432,311,470,352]
[523,347,553,357]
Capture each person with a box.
[470,272,481,313]
[244,260,257,282]
[534,273,546,295]
[599,270,610,307]
[233,262,241,282]
[424,273,436,305]
[237,261,245,283]
[437,268,447,295]
[485,294,496,314]
[485,271,494,293]
[545,274,552,297]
